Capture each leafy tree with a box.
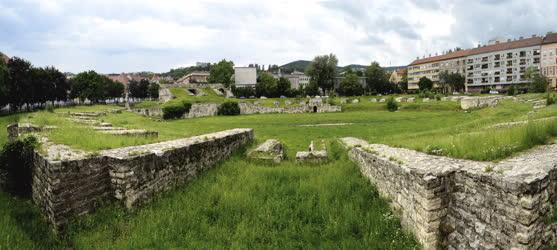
[104,79,124,98]
[525,66,549,93]
[418,77,434,91]
[386,97,398,112]
[365,62,390,94]
[448,73,465,93]
[303,80,320,96]
[7,57,34,109]
[70,71,108,102]
[129,79,151,98]
[306,54,338,94]
[148,82,160,99]
[438,71,450,94]
[0,59,7,107]
[398,74,408,93]
[255,72,277,97]
[277,77,291,96]
[208,59,234,87]
[232,86,256,98]
[44,66,70,101]
[337,73,364,96]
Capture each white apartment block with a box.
[408,33,557,93]
[234,67,257,88]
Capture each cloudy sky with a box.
[1,0,556,73]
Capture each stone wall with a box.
[187,103,219,118]
[239,102,341,115]
[460,96,508,110]
[340,137,557,249]
[32,128,253,232]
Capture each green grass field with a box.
[1,94,556,249]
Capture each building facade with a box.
[234,67,257,88]
[408,33,555,93]
[542,33,557,90]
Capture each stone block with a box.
[248,139,285,163]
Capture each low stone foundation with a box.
[340,137,557,249]
[32,128,254,232]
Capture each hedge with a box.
[217,102,240,116]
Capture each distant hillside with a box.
[281,60,405,73]
[280,60,311,73]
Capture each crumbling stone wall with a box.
[340,137,557,249]
[238,102,341,115]
[32,128,253,232]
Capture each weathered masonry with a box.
[32,128,254,232]
[340,137,557,249]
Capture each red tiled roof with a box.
[409,49,470,66]
[409,36,545,66]
[543,33,557,44]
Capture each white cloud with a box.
[0,0,556,73]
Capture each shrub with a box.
[217,102,240,116]
[0,136,38,197]
[162,101,192,120]
[418,90,435,99]
[547,93,556,106]
[386,97,398,112]
[507,85,516,96]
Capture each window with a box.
[534,58,540,64]
[494,71,500,75]
[520,59,526,65]
[520,51,526,57]
[507,61,513,67]
[507,53,513,59]
[467,79,473,84]
[507,76,513,81]
[507,68,513,74]
[482,57,488,62]
[494,54,501,60]
[495,77,500,82]
[494,62,500,68]
[534,49,541,56]
[467,59,474,64]
[467,65,473,70]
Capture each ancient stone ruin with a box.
[296,140,327,163]
[31,128,254,232]
[247,139,285,163]
[340,137,557,249]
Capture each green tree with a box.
[418,77,434,91]
[0,59,7,107]
[337,73,363,96]
[438,71,450,94]
[129,79,151,98]
[255,72,277,97]
[104,79,124,98]
[306,53,338,94]
[448,73,465,93]
[277,77,291,96]
[525,66,549,93]
[303,80,320,96]
[7,57,34,109]
[208,59,234,87]
[70,71,108,102]
[365,62,390,94]
[148,82,160,99]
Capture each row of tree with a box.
[0,57,161,111]
[0,57,71,109]
[305,54,402,96]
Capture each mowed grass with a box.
[1,94,556,249]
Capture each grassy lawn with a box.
[1,94,556,249]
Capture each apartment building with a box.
[542,33,557,89]
[464,36,542,93]
[234,67,257,88]
[407,49,469,90]
[408,33,556,93]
